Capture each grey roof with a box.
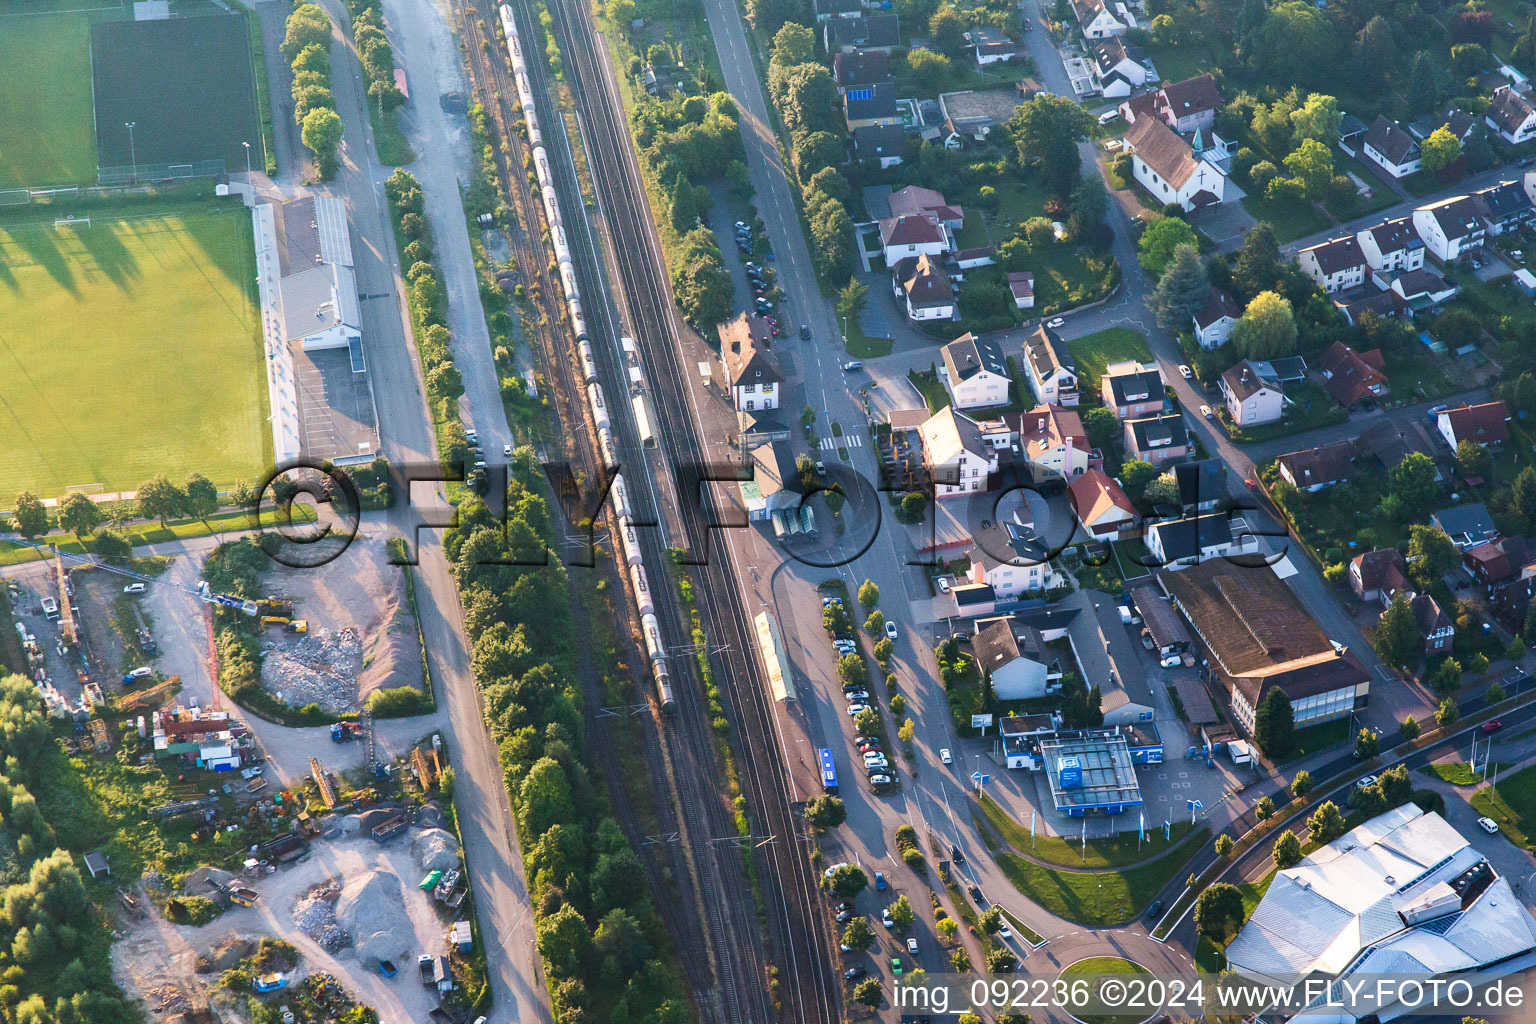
[834,49,889,89]
[280,264,361,343]
[277,195,353,275]
[1432,502,1497,543]
[1301,235,1367,276]
[1129,585,1192,649]
[751,441,802,499]
[854,123,905,161]
[972,617,1047,674]
[825,13,899,49]
[1365,115,1419,165]
[1127,414,1187,454]
[942,332,1008,383]
[1148,513,1230,561]
[1475,179,1534,223]
[1362,215,1423,256]
[1106,368,1163,407]
[1174,459,1226,509]
[1022,324,1075,381]
[814,0,861,15]
[1421,194,1485,239]
[845,79,897,121]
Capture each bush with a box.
[368,685,432,718]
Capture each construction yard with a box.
[113,816,473,1024]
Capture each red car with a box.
[1481,719,1503,734]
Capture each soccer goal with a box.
[54,216,91,229]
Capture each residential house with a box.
[1220,360,1285,427]
[1437,400,1510,451]
[1174,459,1227,515]
[1276,440,1357,492]
[1334,288,1412,325]
[1146,513,1250,568]
[1412,194,1486,262]
[1116,91,1160,125]
[1474,179,1536,235]
[1298,235,1369,294]
[1122,413,1189,467]
[844,80,898,130]
[1125,116,1226,212]
[1021,324,1079,407]
[879,214,949,268]
[1090,36,1146,97]
[893,254,955,321]
[1068,0,1130,38]
[1413,105,1476,143]
[1431,502,1499,550]
[971,618,1059,698]
[1485,84,1536,144]
[740,441,803,522]
[1356,216,1425,281]
[1010,404,1093,480]
[1192,288,1240,349]
[824,13,900,53]
[940,333,1011,410]
[939,89,1024,144]
[967,511,1063,598]
[1337,112,1368,151]
[853,123,905,168]
[971,27,1017,65]
[1067,468,1139,539]
[1464,536,1532,587]
[812,0,860,20]
[919,406,998,498]
[738,408,791,448]
[1007,271,1035,309]
[1155,73,1221,134]
[1412,593,1455,654]
[719,313,781,413]
[1355,417,1440,476]
[1389,267,1459,307]
[1362,115,1422,178]
[1100,361,1165,419]
[889,185,965,226]
[1350,548,1412,606]
[1320,342,1389,408]
[832,49,889,93]
[1160,559,1371,735]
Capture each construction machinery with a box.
[310,757,337,809]
[259,616,308,633]
[329,722,361,743]
[0,536,260,615]
[118,675,179,712]
[254,598,295,617]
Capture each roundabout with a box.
[1057,956,1159,1024]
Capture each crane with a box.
[0,535,260,615]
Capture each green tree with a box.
[1137,216,1199,275]
[1230,290,1297,359]
[519,757,575,837]
[592,907,650,975]
[670,228,732,327]
[1406,50,1438,115]
[1506,636,1526,662]
[1283,138,1334,200]
[1232,222,1282,298]
[1355,727,1380,759]
[1248,2,1340,87]
[136,475,187,526]
[1407,524,1457,587]
[1148,243,1210,332]
[905,47,952,91]
[92,529,131,561]
[779,63,839,135]
[301,107,345,177]
[825,863,868,898]
[1083,406,1119,451]
[1517,12,1536,73]
[1450,42,1491,78]
[1273,829,1303,869]
[770,22,815,65]
[1291,769,1313,799]
[1289,92,1342,144]
[843,915,875,950]
[836,279,869,331]
[898,718,915,746]
[937,917,959,943]
[281,3,332,59]
[853,977,883,1007]
[1194,883,1246,943]
[1436,696,1460,727]
[1120,459,1158,499]
[1429,656,1462,696]
[1254,687,1295,759]
[1375,592,1421,670]
[1454,439,1489,480]
[56,493,101,538]
[807,189,853,281]
[929,7,967,53]
[1144,473,1180,510]
[806,796,847,829]
[1307,800,1347,844]
[858,579,880,608]
[864,610,885,636]
[1399,715,1421,743]
[291,41,331,77]
[1420,125,1462,174]
[890,894,915,929]
[1488,679,1506,704]
[1069,173,1109,240]
[1256,795,1275,820]
[1389,451,1438,505]
[1356,16,1393,87]
[896,491,928,524]
[1007,93,1096,194]
[1214,833,1234,856]
[536,902,591,979]
[184,473,219,521]
[9,492,48,541]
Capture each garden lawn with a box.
[1470,765,1536,851]
[1059,955,1152,1024]
[1240,194,1328,244]
[994,826,1210,926]
[0,9,99,187]
[1420,761,1507,786]
[0,205,268,501]
[956,209,989,250]
[1066,328,1152,395]
[979,793,1198,867]
[908,370,952,412]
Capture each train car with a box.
[541,186,560,228]
[569,307,587,340]
[576,338,598,384]
[609,475,631,521]
[597,427,619,469]
[618,517,643,567]
[587,382,610,432]
[549,223,569,260]
[653,661,677,716]
[630,563,655,618]
[499,5,519,54]
[631,393,657,449]
[559,262,579,302]
[640,613,664,661]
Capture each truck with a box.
[329,722,360,743]
[371,815,407,842]
[417,955,436,985]
[254,973,287,993]
[226,885,259,907]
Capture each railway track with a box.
[454,2,780,1021]
[525,3,841,1023]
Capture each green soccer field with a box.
[0,9,100,187]
[0,205,270,503]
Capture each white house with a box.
[1220,360,1285,427]
[1275,440,1357,492]
[940,333,1011,410]
[1486,84,1536,144]
[1297,235,1369,294]
[1437,400,1511,450]
[1007,271,1035,309]
[919,407,998,498]
[1362,115,1421,178]
[1125,116,1226,212]
[894,254,955,321]
[719,313,781,414]
[1090,36,1145,98]
[1356,216,1424,282]
[967,512,1064,599]
[1145,513,1247,569]
[1100,361,1165,420]
[1068,0,1130,38]
[1021,324,1079,407]
[971,617,1058,698]
[1010,404,1093,479]
[1066,468,1139,539]
[1192,288,1239,349]
[971,27,1017,65]
[1412,194,1486,262]
[879,215,949,268]
[1155,73,1220,134]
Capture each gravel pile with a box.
[293,880,352,953]
[147,985,187,1014]
[411,828,460,872]
[335,869,407,964]
[261,628,363,713]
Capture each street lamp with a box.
[242,141,252,181]
[124,121,138,185]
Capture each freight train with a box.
[499,2,676,715]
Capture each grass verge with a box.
[978,792,1199,868]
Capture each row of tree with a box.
[281,4,344,179]
[342,0,405,117]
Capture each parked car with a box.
[835,909,853,922]
[884,620,899,640]
[844,690,871,703]
[1201,404,1214,419]
[874,871,887,891]
[1097,110,1120,125]
[843,966,867,981]
[906,937,918,956]
[503,443,513,456]
[869,773,894,787]
[823,862,849,878]
[997,921,1012,940]
[937,577,950,593]
[1146,898,1164,919]
[123,583,146,594]
[846,703,872,716]
[882,907,895,928]
[1479,816,1500,834]
[1178,364,1193,379]
[1046,317,1065,328]
[1356,775,1378,789]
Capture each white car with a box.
[907,937,918,955]
[846,703,872,716]
[1355,775,1378,789]
[882,908,895,928]
[1097,109,1120,125]
[1200,404,1214,419]
[940,748,953,764]
[843,690,870,703]
[864,755,890,769]
[123,583,146,594]
[997,921,1012,940]
[503,443,512,456]
[1046,317,1065,328]
[1479,817,1500,834]
[937,577,950,593]
[823,862,849,878]
[1178,364,1193,379]
[884,620,898,640]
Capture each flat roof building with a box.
[1040,734,1143,815]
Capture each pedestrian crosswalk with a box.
[819,435,863,450]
